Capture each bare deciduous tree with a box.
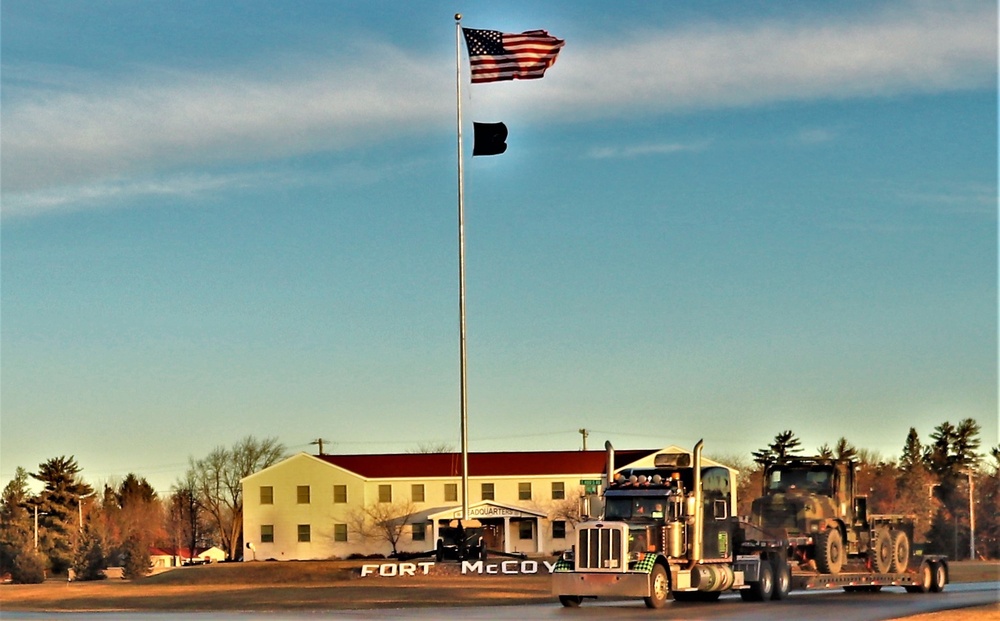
[348,500,417,556]
[408,442,455,454]
[187,436,285,560]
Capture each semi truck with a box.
[551,440,948,608]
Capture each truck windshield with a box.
[605,498,666,520]
[767,468,832,494]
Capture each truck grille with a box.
[575,523,626,571]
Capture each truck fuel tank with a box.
[666,521,686,558]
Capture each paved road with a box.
[324,582,999,621]
[4,581,997,621]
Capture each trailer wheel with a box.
[771,562,791,600]
[558,595,582,607]
[644,565,669,609]
[872,527,893,574]
[740,562,774,602]
[929,562,947,593]
[889,530,910,573]
[816,528,844,574]
[905,561,933,593]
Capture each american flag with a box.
[462,28,565,84]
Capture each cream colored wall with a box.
[242,453,595,560]
[243,453,369,560]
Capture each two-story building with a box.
[241,446,735,560]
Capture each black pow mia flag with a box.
[473,122,508,156]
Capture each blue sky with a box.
[2,1,996,493]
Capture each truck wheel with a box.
[644,565,669,609]
[815,528,844,574]
[558,595,582,607]
[771,562,791,600]
[905,561,933,593]
[872,528,893,574]
[929,562,947,593]
[889,530,910,573]
[740,562,774,602]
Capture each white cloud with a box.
[2,1,994,216]
[586,140,711,159]
[538,2,995,118]
[0,171,292,218]
[790,128,838,145]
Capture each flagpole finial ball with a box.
[455,13,461,21]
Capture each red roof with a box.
[316,449,657,479]
[149,546,203,558]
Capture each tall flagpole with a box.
[454,13,470,522]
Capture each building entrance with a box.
[480,520,504,551]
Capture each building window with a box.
[260,486,273,504]
[444,483,458,502]
[411,484,425,503]
[261,524,274,543]
[518,521,533,540]
[411,522,426,541]
[518,482,532,501]
[333,485,347,504]
[297,485,310,504]
[298,524,311,542]
[551,482,565,500]
[379,484,392,503]
[553,520,566,539]
[333,523,348,542]
[481,483,495,501]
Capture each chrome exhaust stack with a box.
[605,440,615,489]
[691,439,704,565]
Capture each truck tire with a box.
[644,565,669,609]
[559,595,582,607]
[771,562,791,600]
[905,561,933,593]
[929,562,947,593]
[872,527,893,574]
[815,528,844,574]
[740,562,774,602]
[889,530,910,573]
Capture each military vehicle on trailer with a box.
[750,456,913,575]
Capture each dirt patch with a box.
[2,559,996,613]
[890,603,1000,621]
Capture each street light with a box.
[78,493,94,529]
[33,505,48,549]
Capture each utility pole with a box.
[310,438,330,456]
[966,469,976,560]
[579,428,589,451]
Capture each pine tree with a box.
[0,468,46,583]
[899,428,923,472]
[121,535,150,579]
[833,437,858,461]
[752,430,802,464]
[31,456,93,574]
[895,429,935,542]
[72,525,106,581]
[978,446,1000,559]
